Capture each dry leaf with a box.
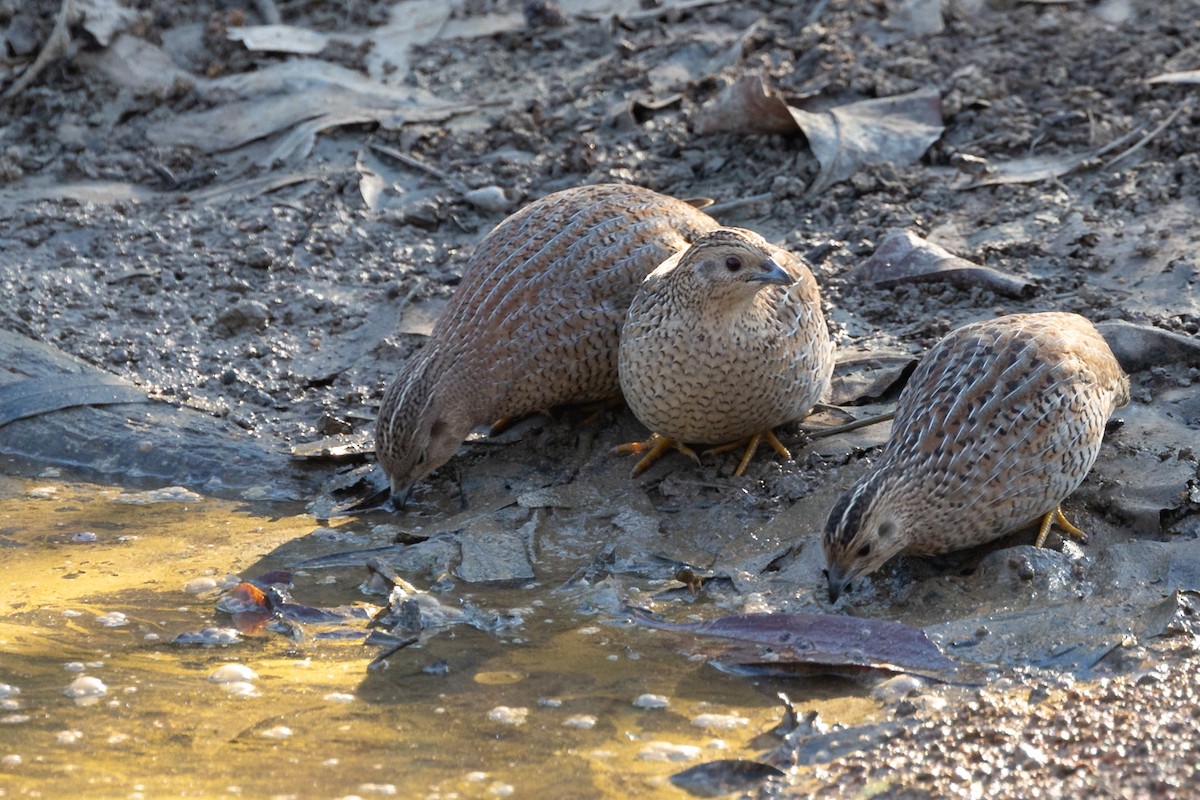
[790,88,944,195]
[1147,71,1200,84]
[227,24,330,55]
[849,228,1034,297]
[692,71,798,135]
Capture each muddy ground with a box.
[2,0,1200,796]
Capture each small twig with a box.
[252,0,282,25]
[1103,102,1190,170]
[2,0,78,101]
[703,192,773,216]
[802,410,895,441]
[369,142,469,194]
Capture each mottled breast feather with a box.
[618,226,835,445]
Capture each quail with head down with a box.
[375,183,720,506]
[823,311,1130,602]
[616,227,835,476]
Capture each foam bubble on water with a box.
[324,692,355,704]
[173,627,241,646]
[113,486,202,505]
[632,693,670,710]
[1,700,19,711]
[0,684,19,698]
[64,676,107,705]
[485,706,529,726]
[562,715,597,730]
[357,784,397,795]
[636,741,701,762]
[97,612,128,628]
[1,714,31,724]
[1,754,20,766]
[222,681,259,698]
[465,772,488,782]
[259,726,291,739]
[488,782,515,797]
[690,713,750,731]
[208,664,257,683]
[71,531,98,543]
[56,729,84,745]
[64,662,85,672]
[184,577,218,594]
[61,609,83,618]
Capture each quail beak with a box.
[747,258,794,287]
[825,565,852,604]
[390,481,416,511]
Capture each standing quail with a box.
[616,228,835,476]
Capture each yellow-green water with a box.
[0,479,878,799]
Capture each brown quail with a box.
[823,312,1130,602]
[375,184,719,505]
[615,228,835,476]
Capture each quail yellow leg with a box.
[707,430,791,477]
[1034,505,1088,549]
[614,433,700,476]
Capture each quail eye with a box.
[858,544,871,557]
[725,256,742,272]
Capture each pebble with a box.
[0,685,18,699]
[56,730,84,744]
[259,726,292,739]
[324,692,355,703]
[463,186,512,212]
[70,531,98,543]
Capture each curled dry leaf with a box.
[1147,71,1200,85]
[1096,320,1200,373]
[790,88,944,195]
[694,76,944,195]
[692,71,798,136]
[227,24,330,55]
[848,228,1035,298]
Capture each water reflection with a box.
[0,480,877,799]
